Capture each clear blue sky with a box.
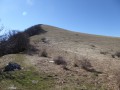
[0,0,120,37]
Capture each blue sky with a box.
[0,0,120,37]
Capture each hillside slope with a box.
[0,24,120,90]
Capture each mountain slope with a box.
[0,24,120,90]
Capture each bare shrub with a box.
[80,58,93,71]
[54,56,67,65]
[74,59,80,67]
[8,32,29,52]
[100,51,108,55]
[0,31,30,56]
[41,37,46,42]
[112,54,115,58]
[74,63,79,67]
[90,44,96,48]
[115,52,120,58]
[74,57,92,69]
[0,38,7,56]
[41,37,49,44]
[74,57,102,74]
[112,52,120,58]
[41,49,48,57]
[62,65,69,71]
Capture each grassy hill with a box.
[0,24,120,90]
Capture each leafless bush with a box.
[80,58,93,71]
[0,31,30,56]
[62,65,69,71]
[41,49,48,57]
[100,51,108,55]
[8,32,29,52]
[74,57,102,74]
[112,52,120,58]
[90,44,96,48]
[115,52,120,58]
[41,37,49,43]
[112,54,115,58]
[54,56,67,65]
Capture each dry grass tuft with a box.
[41,49,48,57]
[100,51,108,55]
[74,57,102,74]
[115,52,120,58]
[54,56,67,65]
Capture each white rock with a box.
[49,61,54,63]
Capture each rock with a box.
[49,60,54,63]
[4,62,21,72]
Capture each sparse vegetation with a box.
[0,69,55,90]
[0,24,119,90]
